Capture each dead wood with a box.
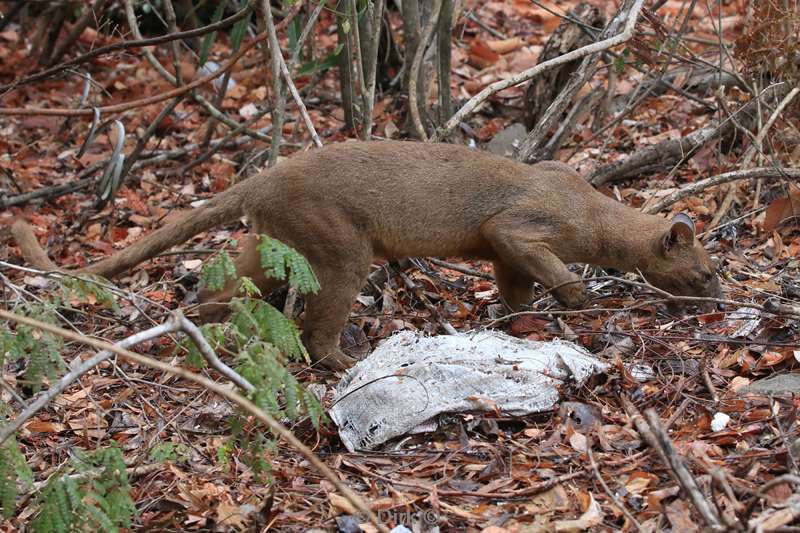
[523,2,606,130]
[588,83,791,186]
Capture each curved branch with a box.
[644,167,800,214]
[0,35,263,117]
[430,0,645,142]
[0,308,389,533]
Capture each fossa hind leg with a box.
[301,253,371,370]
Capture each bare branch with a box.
[430,0,645,142]
[0,309,389,533]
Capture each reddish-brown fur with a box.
[13,140,721,369]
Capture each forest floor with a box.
[1,0,799,531]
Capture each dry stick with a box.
[587,441,643,532]
[643,409,724,530]
[180,109,273,175]
[257,0,286,166]
[430,0,645,142]
[163,0,183,85]
[120,96,183,181]
[47,0,111,67]
[644,167,800,214]
[590,81,789,186]
[708,87,800,230]
[517,0,637,163]
[408,0,442,141]
[0,34,261,117]
[278,53,322,148]
[483,273,800,330]
[620,397,723,531]
[0,311,253,444]
[173,313,254,392]
[0,309,388,533]
[0,7,302,119]
[122,0,268,147]
[427,258,494,280]
[0,318,179,445]
[361,0,386,140]
[0,3,253,93]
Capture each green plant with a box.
[1,234,323,524]
[31,446,135,533]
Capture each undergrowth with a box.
[0,234,322,529]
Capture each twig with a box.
[408,0,442,141]
[120,97,184,182]
[701,362,719,404]
[587,440,643,531]
[590,83,790,186]
[0,34,263,117]
[46,0,111,67]
[643,408,724,530]
[0,6,301,118]
[517,0,637,163]
[0,3,254,93]
[431,0,645,142]
[427,258,494,280]
[644,167,800,214]
[278,53,323,148]
[174,313,255,393]
[0,318,181,444]
[707,87,800,230]
[0,309,389,533]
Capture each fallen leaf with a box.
[554,493,603,532]
[329,492,357,515]
[486,37,525,54]
[764,186,800,231]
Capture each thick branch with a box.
[589,83,790,185]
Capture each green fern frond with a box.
[0,438,33,518]
[57,276,119,313]
[257,235,319,294]
[32,446,134,533]
[237,276,262,297]
[201,250,237,291]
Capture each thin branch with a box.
[644,167,800,214]
[0,309,389,533]
[430,0,645,142]
[0,3,254,92]
[0,34,263,117]
[278,53,323,148]
[643,409,724,530]
[0,7,302,118]
[174,313,254,393]
[0,318,181,444]
[587,441,643,531]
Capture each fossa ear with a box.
[662,213,695,252]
